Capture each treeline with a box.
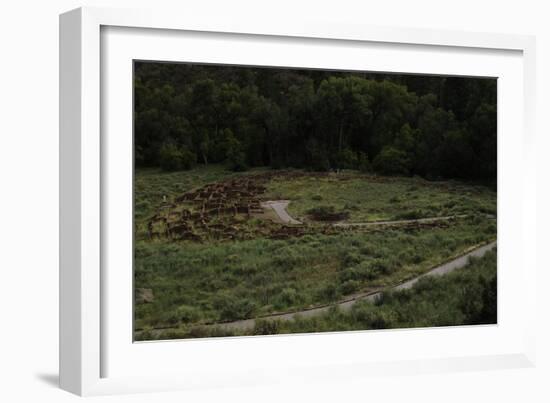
[134,62,496,181]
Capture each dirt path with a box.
[261,200,302,225]
[333,214,468,228]
[261,201,471,228]
[195,240,497,332]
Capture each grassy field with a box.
[264,172,496,223]
[269,249,497,335]
[134,165,497,339]
[138,249,497,340]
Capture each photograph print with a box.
[133,62,497,341]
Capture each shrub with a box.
[307,205,349,221]
[340,259,390,282]
[387,196,397,204]
[357,152,371,173]
[351,302,397,329]
[336,148,358,170]
[223,128,248,172]
[159,143,196,171]
[344,202,359,211]
[135,328,153,341]
[213,293,257,321]
[393,210,423,220]
[338,280,360,295]
[162,310,182,326]
[253,319,280,335]
[273,287,300,309]
[341,250,362,267]
[175,304,201,323]
[443,200,457,209]
[372,146,411,175]
[317,283,339,302]
[227,150,248,172]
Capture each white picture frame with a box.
[59,6,537,396]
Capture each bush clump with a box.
[307,205,349,221]
[372,146,411,175]
[357,152,371,173]
[273,287,301,310]
[159,143,196,171]
[393,210,424,220]
[175,304,201,323]
[351,301,397,329]
[253,319,281,335]
[213,293,257,321]
[335,148,358,170]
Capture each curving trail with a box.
[261,200,302,225]
[202,240,497,332]
[260,199,481,229]
[333,214,469,227]
[136,199,497,339]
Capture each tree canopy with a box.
[134,62,496,182]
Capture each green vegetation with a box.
[137,249,496,340]
[135,221,495,330]
[158,143,196,171]
[133,63,497,341]
[264,172,496,223]
[269,249,497,335]
[305,205,349,221]
[134,165,246,239]
[134,167,496,338]
[135,63,496,182]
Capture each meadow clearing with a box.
[134,165,496,340]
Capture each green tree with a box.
[336,148,358,170]
[316,77,373,156]
[434,129,475,178]
[134,62,496,182]
[363,80,417,158]
[305,138,330,172]
[222,129,248,171]
[158,143,196,171]
[372,146,411,175]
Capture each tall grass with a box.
[137,249,496,340]
[135,218,496,330]
[134,166,497,339]
[264,172,496,223]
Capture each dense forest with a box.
[134,62,496,182]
